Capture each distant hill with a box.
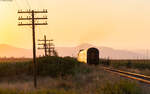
[0,44,32,58]
[0,43,146,59]
[56,43,144,59]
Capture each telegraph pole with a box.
[38,35,54,56]
[18,9,48,88]
[48,42,55,56]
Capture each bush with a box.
[0,56,92,79]
[108,60,150,70]
[96,80,141,94]
[0,61,32,77]
[37,56,91,77]
[0,89,77,94]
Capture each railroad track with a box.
[103,67,150,84]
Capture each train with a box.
[77,47,99,65]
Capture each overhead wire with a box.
[34,0,49,45]
[13,0,20,9]
[16,0,49,50]
[24,0,31,9]
[14,0,32,47]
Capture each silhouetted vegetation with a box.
[0,57,148,93]
[37,56,91,77]
[0,57,31,62]
[0,56,92,79]
[100,59,150,70]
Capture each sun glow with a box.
[0,0,150,49]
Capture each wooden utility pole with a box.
[38,35,54,56]
[48,42,55,56]
[18,9,48,88]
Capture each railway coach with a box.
[77,47,99,65]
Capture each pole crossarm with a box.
[18,23,48,26]
[38,47,55,49]
[38,35,55,56]
[38,43,54,45]
[18,17,48,20]
[38,43,45,45]
[18,10,48,13]
[38,39,53,41]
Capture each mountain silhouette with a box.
[0,43,146,59]
[0,44,32,58]
[56,43,144,59]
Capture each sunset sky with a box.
[0,0,150,49]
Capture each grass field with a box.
[0,57,149,94]
[101,59,150,76]
[0,57,31,63]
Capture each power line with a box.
[24,0,31,9]
[14,0,20,9]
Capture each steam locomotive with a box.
[77,47,99,65]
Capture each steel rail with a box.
[103,67,150,84]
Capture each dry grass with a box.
[101,59,150,76]
[0,57,149,94]
[0,65,147,94]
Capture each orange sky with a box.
[0,0,150,49]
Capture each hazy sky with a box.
[0,0,150,49]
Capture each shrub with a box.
[0,89,77,94]
[96,80,141,94]
[0,61,32,77]
[37,56,92,77]
[108,60,150,70]
[0,56,92,79]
